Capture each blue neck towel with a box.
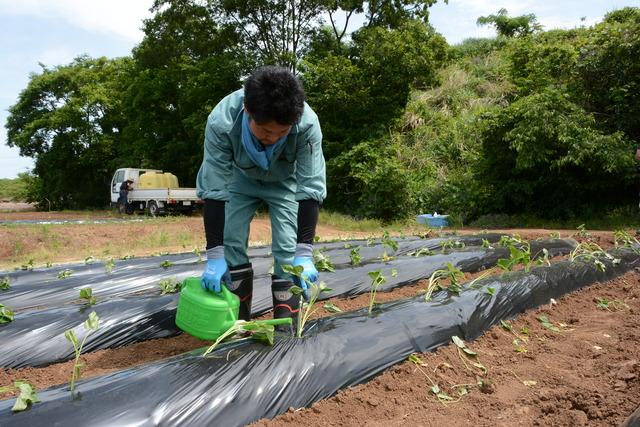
[241,111,288,170]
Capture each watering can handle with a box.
[263,318,293,326]
[220,286,240,322]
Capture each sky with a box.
[0,0,637,178]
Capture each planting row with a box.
[0,246,635,425]
[0,238,575,369]
[0,234,505,311]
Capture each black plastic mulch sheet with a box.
[0,234,505,311]
[620,406,640,427]
[0,248,635,426]
[0,239,575,369]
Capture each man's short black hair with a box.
[244,66,305,126]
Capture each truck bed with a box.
[127,187,198,201]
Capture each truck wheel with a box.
[147,201,159,217]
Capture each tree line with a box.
[5,2,639,223]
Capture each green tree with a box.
[6,56,132,209]
[212,0,325,71]
[304,20,447,159]
[324,0,445,34]
[477,8,542,37]
[572,7,640,140]
[478,88,634,217]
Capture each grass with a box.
[0,210,410,270]
[4,205,637,271]
[467,205,640,230]
[0,177,27,202]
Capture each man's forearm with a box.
[204,199,225,249]
[297,199,319,244]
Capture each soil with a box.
[1,216,637,425]
[252,270,640,427]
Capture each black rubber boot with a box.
[271,276,300,333]
[228,263,253,322]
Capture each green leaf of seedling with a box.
[408,354,423,364]
[513,339,527,353]
[485,287,496,296]
[520,326,530,335]
[11,381,39,412]
[462,347,477,356]
[496,259,511,271]
[323,302,342,313]
[0,304,15,324]
[64,329,78,347]
[289,285,304,296]
[0,276,10,290]
[318,282,332,293]
[160,260,173,269]
[0,385,13,393]
[84,311,100,331]
[451,335,466,349]
[57,269,73,279]
[501,320,513,332]
[242,323,275,346]
[537,315,561,332]
[282,264,304,277]
[391,268,398,278]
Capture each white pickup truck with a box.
[110,168,202,216]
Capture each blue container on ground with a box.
[416,214,449,228]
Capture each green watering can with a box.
[175,277,291,340]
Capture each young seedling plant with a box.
[313,248,335,272]
[160,260,174,269]
[367,270,387,314]
[0,276,10,291]
[381,230,399,252]
[496,241,550,273]
[57,269,73,279]
[157,278,182,295]
[104,258,116,274]
[202,319,286,356]
[409,247,433,257]
[64,311,100,397]
[451,336,487,374]
[569,242,619,272]
[425,263,465,301]
[79,288,97,306]
[500,320,529,353]
[282,264,332,338]
[440,239,465,253]
[595,298,630,311]
[614,230,640,253]
[349,246,362,266]
[0,381,39,412]
[0,303,15,324]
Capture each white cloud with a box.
[0,0,153,41]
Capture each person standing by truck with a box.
[196,66,326,327]
[118,179,133,213]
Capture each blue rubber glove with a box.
[292,243,319,294]
[201,246,231,293]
